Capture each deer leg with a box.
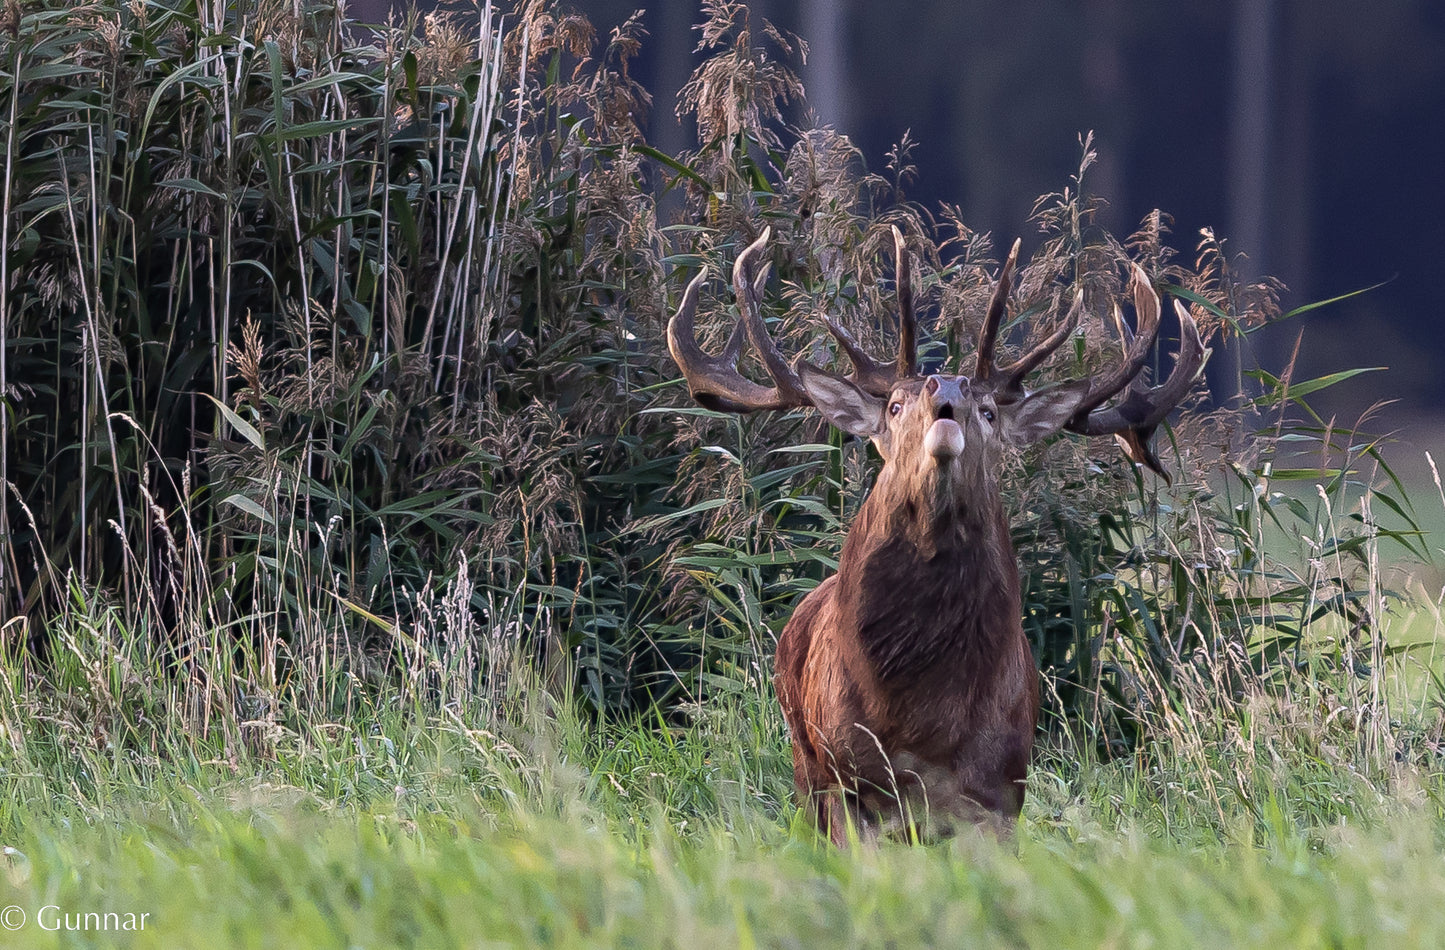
[953,732,1031,826]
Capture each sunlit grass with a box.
[1,681,1444,949]
[6,800,1445,948]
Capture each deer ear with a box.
[999,381,1091,446]
[798,363,887,440]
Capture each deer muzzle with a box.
[925,418,965,460]
[923,375,967,461]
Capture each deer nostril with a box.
[925,376,940,396]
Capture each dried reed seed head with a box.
[783,131,869,271]
[506,2,593,74]
[227,314,265,404]
[1189,227,1285,341]
[680,54,804,148]
[583,75,651,145]
[417,10,471,86]
[677,1,805,150]
[569,12,651,144]
[605,10,646,66]
[884,131,920,194]
[161,16,187,51]
[1126,209,1180,274]
[476,401,587,558]
[251,0,302,57]
[65,10,126,69]
[33,259,80,312]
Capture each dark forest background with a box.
[355,0,1445,438]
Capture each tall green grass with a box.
[2,644,1445,947]
[2,0,1426,743]
[5,791,1445,948]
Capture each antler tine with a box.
[973,238,1021,382]
[665,229,811,413]
[995,291,1084,400]
[893,225,918,378]
[734,227,811,406]
[817,225,919,397]
[1067,299,1210,478]
[822,318,898,395]
[1065,263,1164,419]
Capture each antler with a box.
[821,225,918,395]
[669,228,1206,476]
[666,228,811,412]
[667,226,919,411]
[975,250,1208,477]
[973,239,1083,398]
[973,239,1019,383]
[1064,297,1208,477]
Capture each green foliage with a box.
[2,637,1445,947]
[0,0,1427,755]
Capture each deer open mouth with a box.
[924,417,965,461]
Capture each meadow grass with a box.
[2,607,1445,950]
[8,785,1445,949]
[1,462,1442,949]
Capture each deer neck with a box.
[832,464,1021,681]
[874,456,1003,555]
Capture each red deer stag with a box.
[668,227,1206,843]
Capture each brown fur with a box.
[774,374,1073,843]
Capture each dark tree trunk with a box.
[800,0,849,130]
[1223,0,1276,401]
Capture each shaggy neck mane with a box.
[876,458,1000,550]
[832,462,1020,683]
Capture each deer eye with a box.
[980,408,995,423]
[889,401,903,417]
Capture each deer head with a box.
[668,226,1207,489]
